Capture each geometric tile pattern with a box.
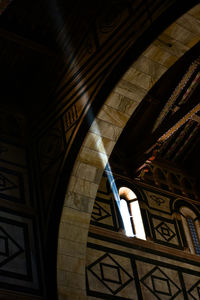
[38,121,66,212]
[38,125,65,172]
[141,266,181,299]
[0,167,24,203]
[0,209,40,293]
[63,103,79,131]
[100,263,122,284]
[87,239,200,300]
[0,235,9,256]
[155,221,176,242]
[0,226,24,267]
[0,173,17,191]
[87,253,134,295]
[91,202,111,222]
[188,279,200,300]
[0,217,30,278]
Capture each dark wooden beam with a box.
[0,27,56,56]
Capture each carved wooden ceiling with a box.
[110,41,200,181]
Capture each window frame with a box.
[118,186,146,240]
[180,206,200,255]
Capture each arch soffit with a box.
[57,4,200,298]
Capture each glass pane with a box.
[130,201,146,240]
[120,199,134,237]
[187,217,200,255]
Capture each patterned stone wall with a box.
[87,231,200,299]
[57,4,200,299]
[0,110,45,299]
[87,166,200,299]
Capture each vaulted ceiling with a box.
[2,0,200,176]
[0,0,65,117]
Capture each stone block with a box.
[73,177,98,198]
[57,254,85,274]
[98,104,129,128]
[115,79,147,102]
[132,55,167,81]
[143,44,177,68]
[79,147,108,169]
[90,118,122,141]
[57,269,85,290]
[64,191,94,213]
[177,13,200,34]
[154,33,189,58]
[123,67,153,90]
[61,207,91,228]
[58,285,87,300]
[106,91,138,116]
[59,221,88,244]
[83,132,115,155]
[75,162,98,182]
[165,23,197,46]
[58,238,86,259]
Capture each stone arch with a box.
[57,4,200,299]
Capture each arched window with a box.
[118,186,146,240]
[180,206,200,255]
